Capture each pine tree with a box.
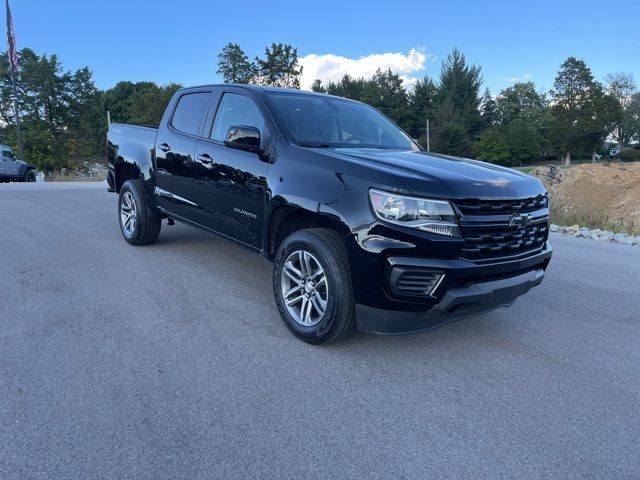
[216,43,255,84]
[254,43,303,89]
[432,48,483,156]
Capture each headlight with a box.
[369,189,461,237]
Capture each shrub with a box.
[618,149,640,162]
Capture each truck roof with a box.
[180,84,357,102]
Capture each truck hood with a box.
[320,148,546,199]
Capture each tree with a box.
[254,43,302,88]
[504,119,541,164]
[311,79,325,93]
[0,48,103,172]
[432,48,483,156]
[407,77,437,141]
[474,128,510,165]
[493,82,550,163]
[479,88,497,128]
[103,81,181,125]
[550,57,613,165]
[216,43,255,84]
[605,73,638,148]
[360,69,410,131]
[324,74,366,100]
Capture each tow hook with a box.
[167,217,175,226]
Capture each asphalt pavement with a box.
[1,182,638,479]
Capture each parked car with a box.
[0,144,36,182]
[106,85,553,344]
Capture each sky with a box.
[7,0,640,94]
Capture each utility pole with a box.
[5,0,23,159]
[426,119,430,152]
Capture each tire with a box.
[23,170,36,182]
[273,228,356,344]
[118,180,161,246]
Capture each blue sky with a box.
[8,0,640,93]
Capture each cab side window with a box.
[171,92,210,136]
[210,93,265,142]
[2,148,13,159]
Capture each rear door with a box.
[193,88,272,249]
[154,89,212,221]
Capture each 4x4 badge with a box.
[509,213,533,227]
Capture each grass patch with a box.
[550,201,638,235]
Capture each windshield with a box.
[267,93,419,150]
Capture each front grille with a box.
[461,223,548,260]
[454,194,548,215]
[387,266,443,297]
[452,195,549,261]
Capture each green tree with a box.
[310,79,325,93]
[103,81,181,125]
[494,82,550,162]
[324,74,366,100]
[605,73,638,148]
[504,119,541,164]
[217,43,255,84]
[479,88,497,128]
[408,77,436,141]
[432,48,483,156]
[474,128,510,165]
[550,57,612,165]
[254,43,302,88]
[0,48,102,172]
[360,69,411,131]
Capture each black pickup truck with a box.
[107,84,552,344]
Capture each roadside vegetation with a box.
[0,43,638,177]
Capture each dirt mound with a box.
[529,163,640,234]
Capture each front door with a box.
[154,90,211,221]
[193,91,271,249]
[2,148,18,176]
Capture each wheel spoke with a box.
[310,296,325,317]
[303,252,314,278]
[284,285,301,297]
[301,297,312,324]
[285,294,304,307]
[297,251,306,276]
[283,267,301,284]
[284,261,302,279]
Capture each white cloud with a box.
[499,73,533,83]
[298,48,430,91]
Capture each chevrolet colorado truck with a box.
[0,144,36,182]
[106,84,552,344]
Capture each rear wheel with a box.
[273,228,356,344]
[118,180,161,246]
[23,170,36,182]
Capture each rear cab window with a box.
[171,92,211,136]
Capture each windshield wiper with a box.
[298,143,336,148]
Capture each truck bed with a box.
[106,123,158,191]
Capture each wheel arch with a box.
[265,198,350,261]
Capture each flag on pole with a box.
[5,0,17,72]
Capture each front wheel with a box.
[118,180,161,246]
[23,170,36,182]
[273,228,356,344]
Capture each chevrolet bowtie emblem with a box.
[509,213,533,227]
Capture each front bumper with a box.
[353,242,552,335]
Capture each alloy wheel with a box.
[280,250,329,327]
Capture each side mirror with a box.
[224,125,262,154]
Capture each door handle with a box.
[158,143,171,153]
[197,153,213,164]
